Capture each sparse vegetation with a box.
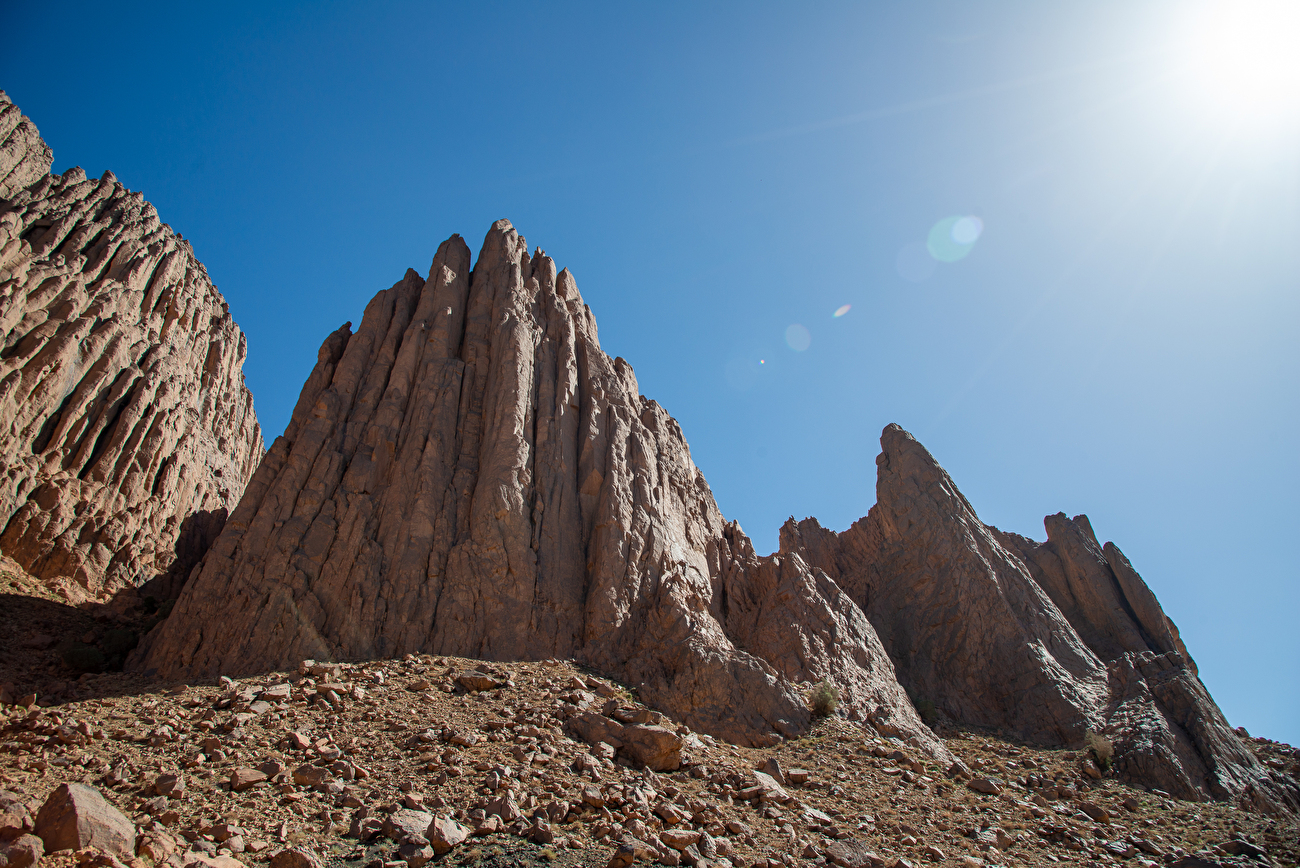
[1086,729,1114,770]
[808,680,839,717]
[915,698,938,726]
[58,641,105,673]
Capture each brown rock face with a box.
[782,424,1299,815]
[0,92,262,598]
[131,219,1288,813]
[135,220,935,754]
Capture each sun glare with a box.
[1179,0,1300,123]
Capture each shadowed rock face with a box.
[0,91,263,599]
[134,221,938,755]
[782,425,1299,816]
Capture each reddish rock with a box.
[0,834,43,868]
[0,91,262,599]
[34,783,135,858]
[782,424,1300,815]
[133,221,936,753]
[425,816,469,855]
[268,848,320,868]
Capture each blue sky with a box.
[5,1,1297,743]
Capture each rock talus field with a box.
[0,92,263,602]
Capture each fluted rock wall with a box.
[133,217,1291,814]
[781,425,1298,815]
[0,91,263,599]
[135,220,938,756]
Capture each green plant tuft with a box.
[915,698,938,725]
[60,642,106,673]
[100,627,138,656]
[808,680,839,717]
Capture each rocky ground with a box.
[1,565,1297,868]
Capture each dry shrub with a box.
[1086,730,1114,770]
[809,680,839,717]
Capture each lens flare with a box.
[951,216,984,244]
[927,215,982,262]
[785,324,811,351]
[833,304,851,318]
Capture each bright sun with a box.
[1178,0,1300,123]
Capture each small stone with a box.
[230,768,268,792]
[0,834,43,868]
[967,777,1003,795]
[1079,801,1110,823]
[154,774,185,799]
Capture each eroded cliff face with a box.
[781,425,1299,816]
[114,209,1290,812]
[0,91,263,600]
[134,221,938,757]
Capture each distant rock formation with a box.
[134,221,938,757]
[781,425,1297,815]
[0,91,263,600]
[133,219,1297,814]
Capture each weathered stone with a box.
[824,839,885,868]
[0,94,262,601]
[620,725,683,771]
[34,784,135,857]
[0,834,43,868]
[381,809,433,844]
[425,817,468,855]
[968,778,1003,796]
[454,671,502,692]
[229,768,267,792]
[268,848,321,868]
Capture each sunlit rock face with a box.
[133,216,1296,813]
[134,220,940,757]
[782,425,1298,816]
[0,91,263,599]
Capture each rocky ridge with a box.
[133,223,935,760]
[131,220,1296,819]
[0,91,263,600]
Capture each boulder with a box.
[425,817,468,855]
[34,784,135,858]
[619,725,684,771]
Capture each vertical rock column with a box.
[0,91,263,599]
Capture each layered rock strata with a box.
[0,91,263,599]
[781,425,1299,815]
[135,221,937,756]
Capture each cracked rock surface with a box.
[0,91,263,600]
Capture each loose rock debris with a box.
[1,656,1296,868]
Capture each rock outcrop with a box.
[781,424,1299,815]
[135,221,936,756]
[0,91,263,599]
[130,220,1289,813]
